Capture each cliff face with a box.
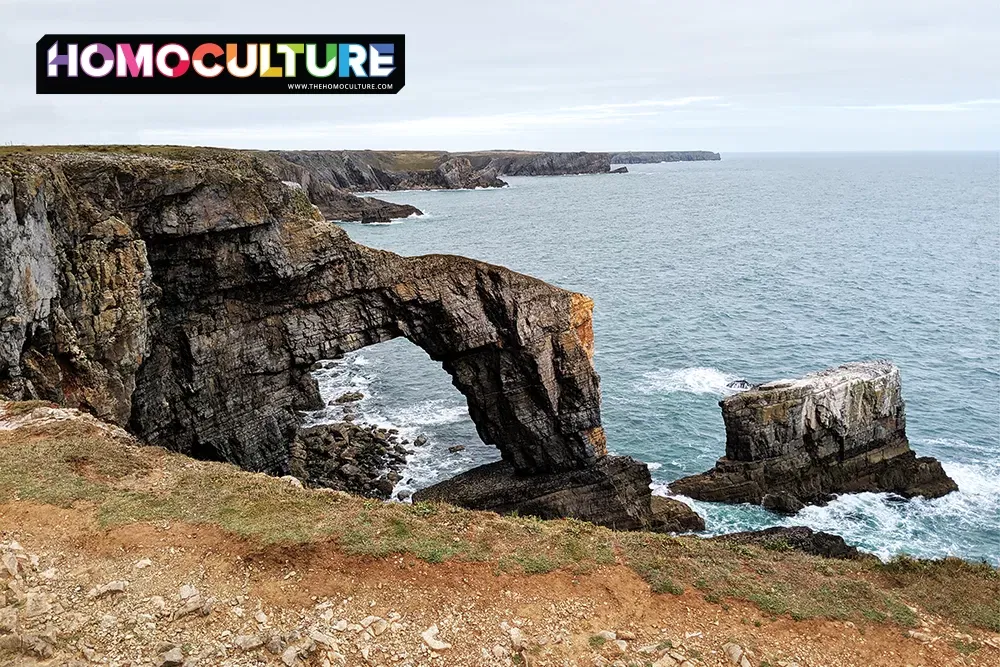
[610,151,721,164]
[273,149,723,196]
[0,151,604,478]
[258,153,420,223]
[670,362,957,509]
[274,151,506,192]
[455,151,615,177]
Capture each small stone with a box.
[281,646,300,666]
[178,584,199,600]
[596,630,617,641]
[414,435,429,447]
[310,630,338,648]
[234,634,263,651]
[332,619,348,632]
[156,646,184,667]
[652,656,678,667]
[447,445,466,453]
[334,391,364,404]
[135,558,153,569]
[617,630,636,640]
[492,644,510,659]
[87,580,128,598]
[0,607,17,633]
[24,591,52,618]
[1,553,19,578]
[265,635,285,655]
[255,610,268,624]
[370,618,389,636]
[171,595,208,621]
[722,642,752,667]
[279,475,304,489]
[509,626,526,651]
[421,624,451,651]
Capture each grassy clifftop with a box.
[1,401,998,665]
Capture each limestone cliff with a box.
[610,151,721,164]
[274,151,506,192]
[273,149,723,195]
[670,362,957,509]
[0,150,606,479]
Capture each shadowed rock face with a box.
[0,151,604,477]
[671,361,957,508]
[712,526,872,560]
[413,456,705,533]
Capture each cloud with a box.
[838,99,1000,112]
[140,96,724,142]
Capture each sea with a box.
[304,152,1000,565]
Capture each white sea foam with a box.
[304,350,483,500]
[656,458,1000,564]
[388,400,469,426]
[638,366,740,395]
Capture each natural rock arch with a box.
[130,221,608,475]
[0,151,604,477]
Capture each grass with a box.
[1,400,998,634]
[0,400,57,417]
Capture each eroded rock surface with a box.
[414,457,700,532]
[0,150,604,479]
[609,151,721,164]
[712,526,872,560]
[671,362,957,509]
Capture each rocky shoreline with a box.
[290,421,410,500]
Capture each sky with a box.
[1,0,998,152]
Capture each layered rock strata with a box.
[609,151,721,164]
[275,151,506,192]
[712,527,872,560]
[413,457,705,533]
[273,149,722,197]
[0,150,605,479]
[671,362,957,509]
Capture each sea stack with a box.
[670,361,957,510]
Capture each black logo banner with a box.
[36,34,405,94]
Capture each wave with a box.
[656,460,1000,564]
[303,350,484,499]
[637,366,740,395]
[388,399,469,426]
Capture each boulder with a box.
[670,362,957,509]
[413,456,704,533]
[712,526,872,560]
[649,496,705,533]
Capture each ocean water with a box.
[308,153,1000,565]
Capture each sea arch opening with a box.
[303,338,498,499]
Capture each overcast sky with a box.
[2,0,998,152]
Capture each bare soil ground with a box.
[1,402,998,667]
